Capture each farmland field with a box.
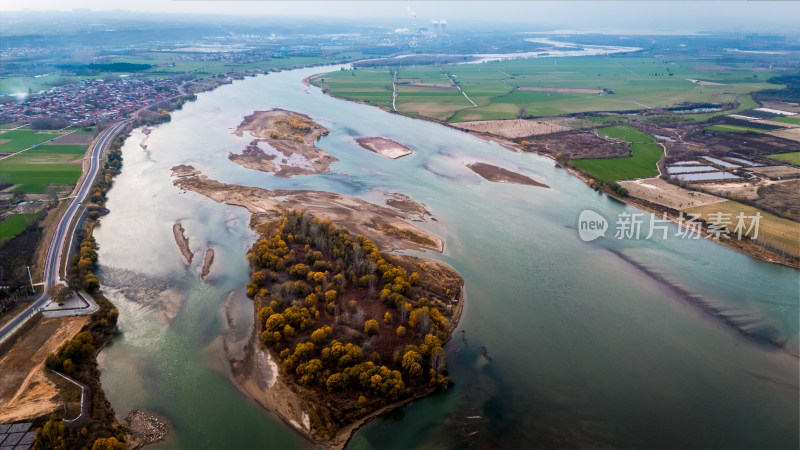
[0,213,41,242]
[766,152,800,166]
[0,144,86,193]
[0,127,65,154]
[572,125,662,181]
[771,116,800,125]
[685,200,800,258]
[315,56,778,122]
[706,124,768,133]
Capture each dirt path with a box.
[392,70,397,111]
[0,316,89,422]
[445,73,477,107]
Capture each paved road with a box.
[0,120,130,345]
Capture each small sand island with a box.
[172,219,215,279]
[467,162,549,188]
[355,137,413,159]
[238,211,462,448]
[173,221,193,264]
[229,109,337,177]
[201,248,215,280]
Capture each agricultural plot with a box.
[0,144,86,193]
[0,213,41,242]
[317,56,777,122]
[765,152,800,166]
[685,200,800,258]
[0,128,64,154]
[572,125,662,181]
[770,116,800,125]
[317,68,394,109]
[706,124,768,134]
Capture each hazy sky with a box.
[3,1,800,32]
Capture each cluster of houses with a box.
[0,77,182,126]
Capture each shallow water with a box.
[95,65,799,449]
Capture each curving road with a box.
[0,120,130,345]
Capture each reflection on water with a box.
[95,65,798,449]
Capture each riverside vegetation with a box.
[34,133,129,450]
[246,211,462,441]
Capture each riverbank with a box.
[310,74,798,269]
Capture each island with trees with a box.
[241,210,462,448]
[229,109,337,178]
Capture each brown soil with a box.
[451,119,570,139]
[355,137,413,159]
[45,133,93,146]
[618,177,727,210]
[0,316,89,422]
[172,222,193,264]
[753,179,800,220]
[524,130,630,159]
[518,86,605,94]
[171,166,443,253]
[229,109,337,177]
[201,248,214,280]
[467,162,549,188]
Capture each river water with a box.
[95,65,799,449]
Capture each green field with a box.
[315,56,778,122]
[1,51,369,95]
[0,127,65,153]
[770,116,800,125]
[765,152,800,166]
[706,124,768,134]
[0,213,41,242]
[0,143,87,193]
[572,125,662,181]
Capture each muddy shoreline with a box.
[171,165,443,253]
[467,162,549,188]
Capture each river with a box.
[94,65,799,449]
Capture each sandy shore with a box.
[172,166,443,253]
[355,136,413,159]
[467,162,549,188]
[451,118,570,138]
[229,109,337,178]
[172,222,193,264]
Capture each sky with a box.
[3,1,800,32]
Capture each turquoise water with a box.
[95,65,799,449]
